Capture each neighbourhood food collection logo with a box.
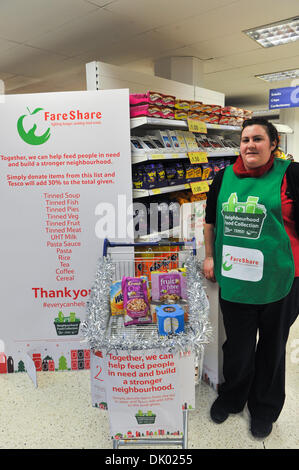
[221,192,267,239]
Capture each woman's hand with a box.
[203,256,216,282]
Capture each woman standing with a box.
[203,117,299,438]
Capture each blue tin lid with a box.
[156,304,184,317]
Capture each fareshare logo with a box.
[222,253,233,271]
[221,245,264,282]
[17,107,51,145]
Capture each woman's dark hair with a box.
[242,117,279,150]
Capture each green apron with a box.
[214,158,294,304]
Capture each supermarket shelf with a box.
[130,117,294,135]
[133,180,212,199]
[130,116,242,132]
[132,152,187,164]
[274,123,293,134]
[131,149,238,164]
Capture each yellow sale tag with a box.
[188,151,208,164]
[151,154,165,159]
[151,188,161,194]
[190,181,210,194]
[187,119,207,134]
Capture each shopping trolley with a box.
[88,237,209,449]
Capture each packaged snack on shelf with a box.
[196,134,213,151]
[174,162,185,180]
[207,136,223,149]
[205,113,220,124]
[140,136,158,151]
[130,91,164,107]
[183,131,198,151]
[184,163,196,181]
[201,104,221,114]
[130,104,162,118]
[164,162,185,184]
[174,99,191,110]
[189,100,203,112]
[160,93,176,108]
[143,163,157,189]
[175,130,188,151]
[218,115,230,125]
[187,111,202,120]
[131,136,147,151]
[148,135,166,151]
[174,109,188,120]
[132,165,144,189]
[152,130,173,150]
[211,159,226,177]
[155,163,167,185]
[159,107,175,119]
[110,280,124,315]
[166,130,181,150]
[190,193,207,202]
[201,163,213,180]
[219,106,232,116]
[122,276,152,326]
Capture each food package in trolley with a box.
[122,276,152,326]
[151,269,187,302]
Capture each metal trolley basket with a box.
[84,237,210,449]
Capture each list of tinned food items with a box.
[44,192,81,282]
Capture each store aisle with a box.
[0,320,298,450]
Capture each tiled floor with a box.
[0,319,298,450]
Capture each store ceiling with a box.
[1,0,299,110]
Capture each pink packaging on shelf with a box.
[130,91,176,108]
[130,104,161,118]
[130,104,174,119]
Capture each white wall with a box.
[86,61,225,106]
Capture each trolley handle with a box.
[103,237,196,257]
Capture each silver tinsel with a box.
[82,254,212,357]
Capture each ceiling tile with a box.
[104,0,237,30]
[0,0,99,43]
[24,8,144,57]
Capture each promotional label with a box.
[221,245,264,281]
[0,89,132,371]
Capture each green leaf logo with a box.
[17,107,50,145]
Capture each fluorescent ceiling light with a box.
[256,69,299,82]
[244,16,299,47]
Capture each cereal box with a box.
[151,269,187,301]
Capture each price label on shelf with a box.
[151,188,161,194]
[188,151,208,164]
[151,154,165,159]
[187,119,207,134]
[190,181,210,195]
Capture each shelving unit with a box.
[131,117,239,202]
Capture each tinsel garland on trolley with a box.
[81,254,212,356]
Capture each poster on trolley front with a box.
[0,89,132,375]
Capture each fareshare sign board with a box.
[0,90,132,374]
[269,86,299,109]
